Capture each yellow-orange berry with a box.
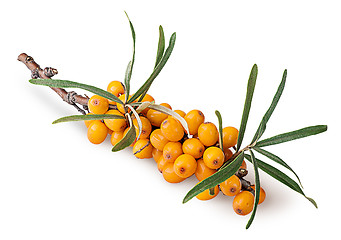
[233,191,254,216]
[152,147,163,164]
[133,116,152,139]
[87,120,108,144]
[182,138,205,159]
[184,110,205,135]
[203,146,224,169]
[133,139,153,159]
[250,185,266,204]
[195,159,217,181]
[163,141,183,163]
[223,126,239,149]
[167,109,186,121]
[146,103,172,127]
[107,81,125,104]
[110,131,124,146]
[103,110,127,132]
[162,162,185,183]
[161,118,184,142]
[150,129,169,151]
[220,175,242,196]
[173,154,197,178]
[224,148,233,162]
[157,156,168,173]
[198,122,219,146]
[196,185,219,201]
[88,95,109,114]
[139,94,155,115]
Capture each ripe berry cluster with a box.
[85,80,266,216]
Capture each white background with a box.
[1,0,340,239]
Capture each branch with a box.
[18,53,89,115]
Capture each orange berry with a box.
[223,126,239,149]
[195,159,217,181]
[88,95,109,114]
[168,109,186,120]
[162,162,185,183]
[173,154,197,178]
[161,118,184,142]
[220,175,242,196]
[196,185,219,201]
[133,139,153,159]
[203,146,224,169]
[110,131,124,146]
[87,120,108,144]
[150,129,169,151]
[163,141,183,163]
[224,148,233,162]
[198,122,219,146]
[133,116,152,139]
[233,191,254,216]
[152,147,163,164]
[184,110,205,135]
[139,94,155,115]
[146,103,172,127]
[107,81,125,104]
[103,110,127,132]
[157,156,168,173]
[250,185,266,204]
[182,138,205,159]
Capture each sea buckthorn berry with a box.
[110,131,124,146]
[150,129,169,151]
[203,146,225,169]
[107,81,125,104]
[152,147,163,164]
[146,103,172,127]
[87,120,108,144]
[233,191,255,216]
[220,175,242,196]
[84,112,94,128]
[133,139,153,159]
[224,148,233,162]
[163,141,183,163]
[223,126,239,149]
[198,122,219,147]
[196,185,219,201]
[182,138,205,159]
[168,109,186,121]
[133,116,152,139]
[162,162,185,183]
[116,94,137,114]
[157,156,168,173]
[161,118,184,142]
[173,154,197,178]
[195,159,217,181]
[139,94,155,115]
[250,185,266,204]
[103,110,127,132]
[88,95,109,114]
[184,109,205,135]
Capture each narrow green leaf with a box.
[52,114,124,124]
[245,154,317,208]
[155,25,165,68]
[183,152,244,204]
[112,114,136,152]
[252,69,287,143]
[128,32,176,103]
[246,150,260,229]
[256,125,327,148]
[253,146,303,188]
[126,104,143,141]
[124,11,136,100]
[29,79,123,105]
[135,101,153,114]
[215,110,224,151]
[236,64,258,151]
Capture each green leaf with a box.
[128,32,176,103]
[29,79,123,105]
[246,150,260,229]
[215,110,224,151]
[112,114,136,152]
[256,125,327,148]
[52,114,125,124]
[183,152,244,204]
[252,69,287,143]
[245,154,317,208]
[126,104,143,141]
[253,146,303,187]
[155,25,165,68]
[124,11,136,100]
[236,64,258,151]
